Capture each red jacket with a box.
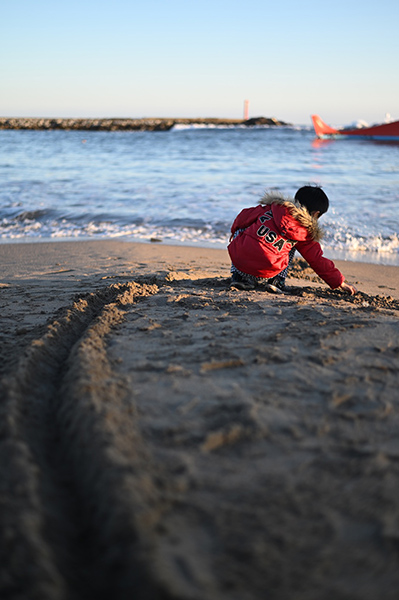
[228,192,344,289]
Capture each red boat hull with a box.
[311,114,399,140]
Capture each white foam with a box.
[2,216,399,264]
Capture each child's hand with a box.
[340,282,357,295]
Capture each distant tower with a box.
[243,100,249,120]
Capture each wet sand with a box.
[1,240,399,600]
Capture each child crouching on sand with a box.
[228,185,357,295]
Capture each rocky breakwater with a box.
[0,116,290,131]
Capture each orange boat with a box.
[311,114,399,141]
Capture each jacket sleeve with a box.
[231,206,263,234]
[296,239,345,289]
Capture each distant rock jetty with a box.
[0,116,290,131]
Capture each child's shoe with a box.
[262,276,286,294]
[229,271,256,290]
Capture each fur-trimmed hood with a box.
[258,191,323,242]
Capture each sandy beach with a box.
[1,239,399,600]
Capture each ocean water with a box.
[1,125,398,265]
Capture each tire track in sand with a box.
[0,281,164,600]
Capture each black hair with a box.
[294,185,329,216]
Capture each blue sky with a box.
[1,0,398,125]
